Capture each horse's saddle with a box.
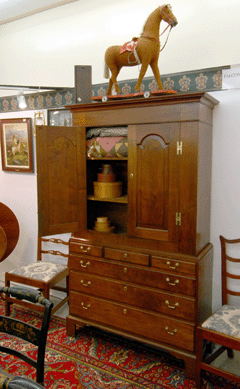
[119,38,140,64]
[119,38,138,54]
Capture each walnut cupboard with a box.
[36,93,218,378]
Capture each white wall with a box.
[209,89,240,311]
[0,110,39,278]
[0,0,240,89]
[1,1,240,311]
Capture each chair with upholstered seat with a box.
[0,286,53,385]
[196,235,240,388]
[5,236,69,316]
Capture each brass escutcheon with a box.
[80,245,91,253]
[80,260,90,268]
[81,302,91,310]
[165,326,177,335]
[166,277,179,286]
[165,300,179,309]
[81,280,91,287]
[166,260,179,270]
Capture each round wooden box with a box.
[93,181,122,199]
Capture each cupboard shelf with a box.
[87,195,128,203]
[87,157,128,161]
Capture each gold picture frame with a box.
[0,118,33,173]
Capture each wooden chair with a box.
[0,286,53,385]
[5,236,69,316]
[196,235,240,388]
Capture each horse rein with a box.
[141,25,172,52]
[159,25,172,52]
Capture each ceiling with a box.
[0,0,79,25]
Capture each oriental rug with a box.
[0,301,238,389]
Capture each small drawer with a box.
[152,256,196,276]
[69,292,195,352]
[70,242,102,257]
[104,247,149,266]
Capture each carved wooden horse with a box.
[104,4,178,95]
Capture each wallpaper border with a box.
[0,65,230,113]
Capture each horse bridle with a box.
[141,6,177,50]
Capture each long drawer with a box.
[70,291,195,352]
[70,270,196,320]
[68,255,196,296]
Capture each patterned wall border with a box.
[0,65,230,113]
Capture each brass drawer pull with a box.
[81,280,91,287]
[80,260,90,268]
[165,326,177,336]
[123,267,128,273]
[124,286,127,291]
[81,302,91,309]
[165,300,179,309]
[80,245,91,253]
[124,253,128,258]
[166,260,179,270]
[123,309,127,314]
[166,277,179,286]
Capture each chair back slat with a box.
[37,236,69,262]
[226,272,240,280]
[226,254,240,262]
[226,289,240,297]
[220,235,240,305]
[40,249,68,258]
[0,316,40,346]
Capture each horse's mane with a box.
[140,4,172,35]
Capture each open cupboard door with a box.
[36,125,86,236]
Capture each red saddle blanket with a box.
[119,39,138,54]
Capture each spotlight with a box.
[17,89,27,109]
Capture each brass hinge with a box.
[176,212,181,226]
[177,141,182,155]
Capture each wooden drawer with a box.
[69,291,195,351]
[151,256,196,276]
[104,247,149,266]
[68,256,196,296]
[70,242,102,257]
[70,270,196,320]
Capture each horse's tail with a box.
[104,61,110,79]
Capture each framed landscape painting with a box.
[0,118,33,173]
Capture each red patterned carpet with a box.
[0,301,238,388]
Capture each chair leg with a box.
[5,278,11,316]
[227,348,234,358]
[195,327,203,389]
[36,365,44,385]
[66,275,69,305]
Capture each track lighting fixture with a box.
[17,89,27,109]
